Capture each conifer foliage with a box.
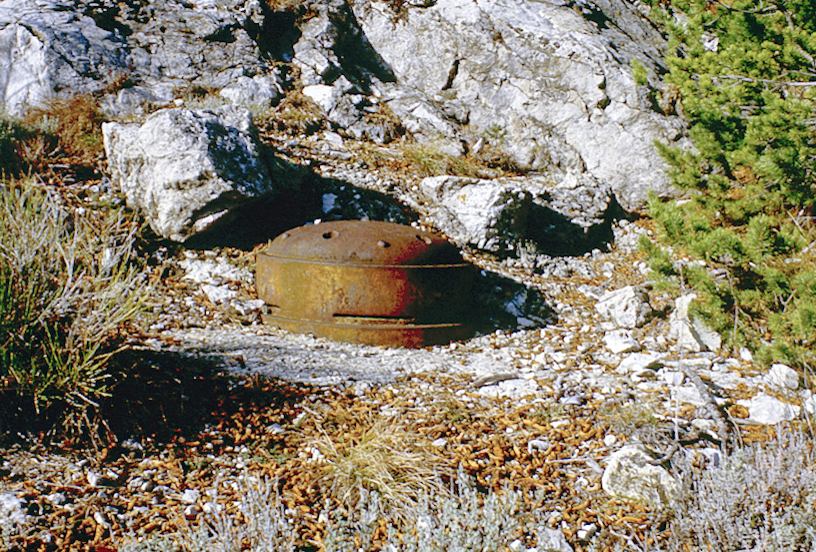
[645,0,816,367]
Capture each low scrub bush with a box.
[0,177,148,439]
[118,476,297,552]
[657,430,816,551]
[23,95,106,163]
[642,0,816,368]
[114,433,816,552]
[117,472,533,552]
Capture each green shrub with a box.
[0,178,148,438]
[644,0,816,368]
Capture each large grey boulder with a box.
[103,105,274,242]
[416,172,615,253]
[349,0,688,211]
[0,0,128,116]
[418,176,532,252]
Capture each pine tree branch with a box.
[713,75,816,87]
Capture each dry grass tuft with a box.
[24,94,106,164]
[263,90,325,135]
[305,416,455,522]
[403,142,523,178]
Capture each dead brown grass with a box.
[263,89,325,135]
[23,95,105,164]
[402,142,523,178]
[304,415,455,523]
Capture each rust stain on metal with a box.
[256,220,474,347]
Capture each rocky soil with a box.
[1,0,814,550]
[1,125,810,552]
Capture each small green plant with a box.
[629,58,649,86]
[483,124,507,146]
[0,177,149,439]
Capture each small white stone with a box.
[691,418,716,432]
[661,370,685,386]
[431,438,448,448]
[616,352,663,375]
[180,489,200,504]
[527,439,550,453]
[577,522,598,540]
[804,396,816,418]
[302,84,337,112]
[595,286,651,328]
[668,293,721,352]
[352,381,371,397]
[184,504,200,520]
[536,527,573,552]
[602,445,681,506]
[672,385,706,407]
[202,502,218,515]
[603,434,617,447]
[739,347,753,361]
[765,364,799,390]
[93,511,110,528]
[603,329,640,354]
[739,393,800,425]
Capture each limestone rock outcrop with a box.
[348,0,689,211]
[0,0,696,251]
[0,0,128,116]
[103,106,275,242]
[0,0,277,117]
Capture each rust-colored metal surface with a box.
[256,220,474,347]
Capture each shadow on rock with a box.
[468,271,555,336]
[184,173,418,250]
[526,195,628,257]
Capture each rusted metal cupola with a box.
[255,220,474,347]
